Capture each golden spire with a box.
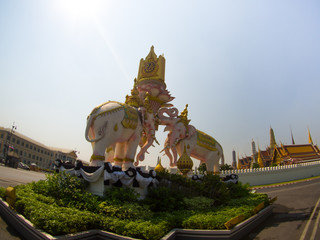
[178,104,191,128]
[290,126,295,145]
[125,78,142,108]
[270,126,277,149]
[137,46,166,87]
[308,128,314,145]
[154,157,165,172]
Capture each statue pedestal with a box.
[87,174,110,196]
[55,162,157,199]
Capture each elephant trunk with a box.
[157,107,179,125]
[136,134,155,165]
[85,114,106,143]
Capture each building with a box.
[238,156,253,169]
[238,127,320,169]
[0,127,78,169]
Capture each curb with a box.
[251,178,314,190]
[0,199,273,240]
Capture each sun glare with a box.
[57,0,102,20]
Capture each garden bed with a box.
[0,172,270,240]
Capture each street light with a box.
[4,122,17,166]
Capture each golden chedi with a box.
[177,145,193,175]
[154,157,165,173]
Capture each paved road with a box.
[243,178,320,240]
[0,165,46,240]
[0,165,46,188]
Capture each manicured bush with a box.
[0,187,6,199]
[227,181,250,198]
[99,201,152,220]
[104,186,140,204]
[31,172,101,212]
[183,196,215,211]
[142,185,185,212]
[11,172,269,239]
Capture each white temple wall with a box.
[220,160,320,186]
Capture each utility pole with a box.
[4,122,17,166]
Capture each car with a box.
[18,162,30,170]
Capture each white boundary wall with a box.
[220,160,320,186]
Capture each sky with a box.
[1,0,320,168]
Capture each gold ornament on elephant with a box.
[177,144,193,176]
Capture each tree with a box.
[220,164,233,171]
[252,163,260,169]
[198,163,207,174]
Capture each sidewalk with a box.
[0,215,24,240]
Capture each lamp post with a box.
[4,123,17,166]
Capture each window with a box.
[20,150,23,156]
[32,155,35,159]
[36,156,39,160]
[17,139,20,145]
[0,133,3,138]
[29,153,31,158]
[12,138,15,143]
[21,142,24,147]
[26,143,29,148]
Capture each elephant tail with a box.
[85,114,106,143]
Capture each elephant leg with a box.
[124,134,141,169]
[114,142,126,167]
[105,146,114,163]
[205,152,220,175]
[90,140,110,166]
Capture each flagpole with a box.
[4,122,17,166]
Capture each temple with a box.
[238,127,320,169]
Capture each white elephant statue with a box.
[158,106,224,174]
[85,101,156,169]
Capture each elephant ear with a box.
[188,125,196,137]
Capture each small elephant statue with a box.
[158,105,224,174]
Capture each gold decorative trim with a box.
[113,158,123,162]
[88,101,139,130]
[123,158,134,162]
[90,154,105,161]
[196,130,217,152]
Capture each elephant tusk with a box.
[154,137,160,145]
[160,146,168,153]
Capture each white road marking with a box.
[310,201,320,240]
[299,196,320,240]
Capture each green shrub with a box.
[143,185,185,212]
[99,201,152,220]
[104,186,140,204]
[227,181,250,199]
[11,171,270,239]
[183,196,215,211]
[0,187,6,199]
[31,172,100,212]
